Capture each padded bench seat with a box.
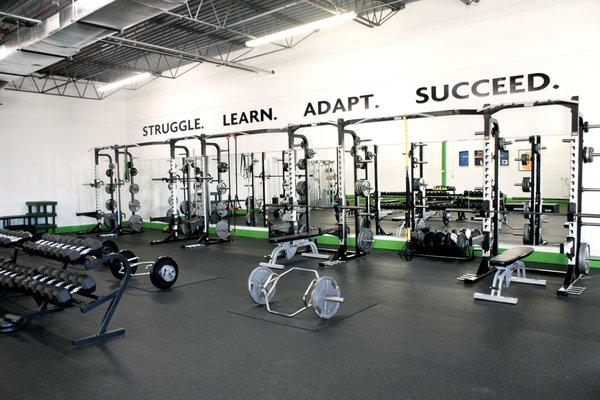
[269,230,321,244]
[490,246,533,267]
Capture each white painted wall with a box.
[0,90,127,226]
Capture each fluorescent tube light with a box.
[0,46,16,61]
[245,12,356,47]
[97,72,152,92]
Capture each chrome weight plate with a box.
[356,228,374,253]
[578,242,591,275]
[355,179,372,197]
[217,181,228,195]
[248,267,276,305]
[129,183,140,194]
[128,199,140,213]
[216,220,230,241]
[217,200,228,217]
[129,215,143,232]
[311,276,343,320]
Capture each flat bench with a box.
[269,230,321,244]
[474,246,545,304]
[262,230,330,269]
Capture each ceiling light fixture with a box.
[97,72,152,92]
[245,11,357,47]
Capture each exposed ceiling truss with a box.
[0,0,479,100]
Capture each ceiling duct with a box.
[0,0,188,84]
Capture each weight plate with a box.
[129,183,140,194]
[109,249,138,279]
[181,218,200,235]
[150,256,178,289]
[356,228,374,253]
[416,218,427,231]
[105,199,116,211]
[217,200,228,217]
[217,162,229,173]
[442,211,450,226]
[523,201,531,219]
[521,177,531,193]
[168,195,176,206]
[413,178,425,191]
[433,231,445,248]
[248,267,276,305]
[522,223,532,245]
[129,215,143,232]
[103,214,116,229]
[297,158,307,170]
[105,184,115,194]
[216,220,230,241]
[583,147,594,164]
[245,196,254,208]
[311,276,342,320]
[306,148,316,159]
[355,179,372,197]
[129,167,138,176]
[423,231,436,249]
[217,181,228,195]
[179,200,195,215]
[296,180,308,196]
[128,199,141,213]
[578,242,591,275]
[105,169,113,177]
[101,239,119,255]
[456,233,468,250]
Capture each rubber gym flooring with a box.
[1,231,599,400]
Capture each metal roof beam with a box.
[102,36,273,74]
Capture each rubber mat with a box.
[228,297,377,331]
[107,270,220,293]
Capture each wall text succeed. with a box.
[415,73,556,104]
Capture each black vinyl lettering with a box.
[451,82,469,100]
[415,87,429,104]
[509,75,525,93]
[472,79,490,97]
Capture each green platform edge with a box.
[55,222,600,269]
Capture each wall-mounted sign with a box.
[499,150,509,166]
[474,150,484,166]
[459,150,469,167]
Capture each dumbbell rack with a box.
[0,230,131,348]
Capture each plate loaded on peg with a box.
[215,220,231,241]
[248,266,345,320]
[108,249,179,289]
